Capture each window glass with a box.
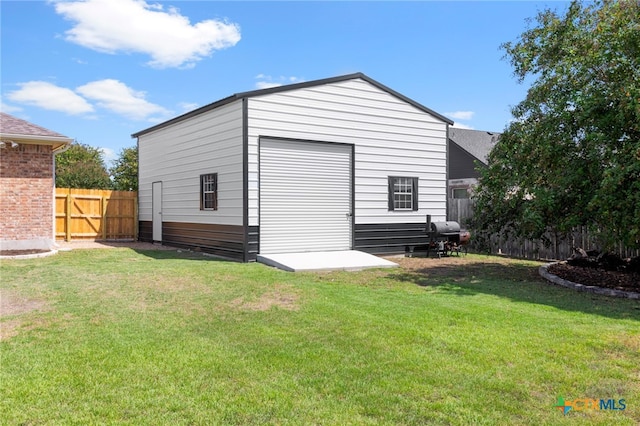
[388,176,418,211]
[452,188,469,199]
[394,177,413,210]
[200,173,217,210]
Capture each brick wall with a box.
[0,144,54,242]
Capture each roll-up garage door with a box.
[259,138,352,254]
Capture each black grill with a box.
[430,221,461,236]
[405,215,470,258]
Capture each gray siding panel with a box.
[354,222,430,254]
[139,221,152,242]
[247,78,448,232]
[139,220,253,261]
[246,226,259,262]
[138,100,244,226]
[162,222,245,261]
[449,142,482,180]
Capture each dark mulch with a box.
[548,263,640,293]
[0,249,52,257]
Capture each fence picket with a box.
[55,188,137,241]
[448,198,638,260]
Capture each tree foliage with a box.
[110,146,138,191]
[473,0,640,249]
[55,142,112,189]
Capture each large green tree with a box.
[55,142,112,189]
[473,0,640,249]
[110,146,138,191]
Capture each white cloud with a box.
[7,81,94,115]
[100,147,117,166]
[0,101,24,114]
[451,122,475,130]
[178,101,199,112]
[6,79,170,121]
[445,111,475,120]
[77,79,170,121]
[54,0,241,69]
[255,74,304,89]
[255,81,283,89]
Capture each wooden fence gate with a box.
[55,188,137,241]
[448,198,474,226]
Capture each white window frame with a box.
[452,188,469,199]
[200,173,218,211]
[388,176,418,211]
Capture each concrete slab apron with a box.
[257,250,398,272]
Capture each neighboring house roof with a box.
[0,112,72,152]
[448,127,500,165]
[133,72,454,138]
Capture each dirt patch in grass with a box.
[1,291,48,317]
[393,254,542,282]
[394,254,640,297]
[394,254,529,268]
[55,241,178,250]
[0,290,49,341]
[229,286,300,312]
[0,249,52,257]
[618,334,640,352]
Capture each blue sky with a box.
[1,0,569,165]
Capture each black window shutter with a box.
[213,174,218,210]
[199,175,204,210]
[388,177,395,211]
[412,177,419,211]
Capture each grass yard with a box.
[1,248,638,425]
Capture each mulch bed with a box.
[548,263,640,293]
[0,249,52,257]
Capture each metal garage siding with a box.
[246,78,448,226]
[137,100,244,224]
[259,138,352,254]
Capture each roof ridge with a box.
[133,72,452,138]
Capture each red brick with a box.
[0,144,54,240]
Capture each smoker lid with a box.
[430,221,461,235]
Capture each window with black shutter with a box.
[388,176,418,211]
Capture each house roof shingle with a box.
[1,112,68,138]
[0,112,72,151]
[448,127,500,165]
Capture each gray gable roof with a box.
[448,127,500,165]
[1,112,68,138]
[1,112,72,151]
[133,72,453,138]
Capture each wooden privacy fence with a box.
[481,228,640,261]
[448,198,474,227]
[447,198,639,260]
[55,188,137,241]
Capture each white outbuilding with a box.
[133,73,452,262]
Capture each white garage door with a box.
[259,138,352,254]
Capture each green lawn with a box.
[1,249,638,425]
